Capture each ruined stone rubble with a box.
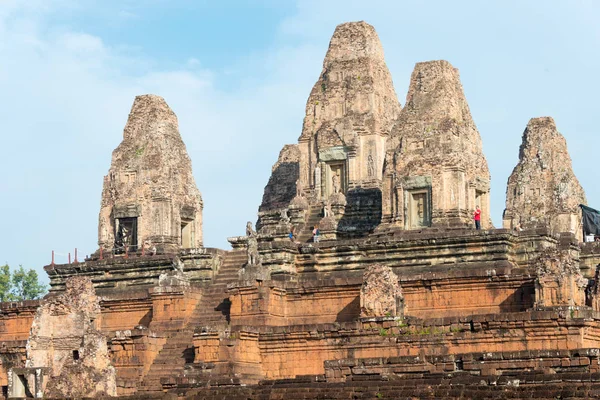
[26,276,116,398]
[503,117,586,237]
[534,248,587,308]
[382,60,491,230]
[360,264,404,318]
[98,94,203,253]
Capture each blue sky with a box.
[1,1,599,282]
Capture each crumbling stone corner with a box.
[534,249,587,308]
[360,264,404,318]
[23,276,117,398]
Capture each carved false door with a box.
[409,191,428,228]
[323,162,346,198]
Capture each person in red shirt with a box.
[474,205,481,230]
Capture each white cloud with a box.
[117,9,137,20]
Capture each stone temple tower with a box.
[382,60,492,230]
[503,117,586,238]
[98,95,203,253]
[258,21,401,236]
[297,20,401,200]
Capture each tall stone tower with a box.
[258,21,401,236]
[503,117,586,238]
[297,20,401,198]
[382,60,491,229]
[98,95,203,253]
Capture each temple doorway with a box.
[115,217,138,251]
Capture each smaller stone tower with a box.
[503,117,586,238]
[382,60,491,230]
[98,95,203,253]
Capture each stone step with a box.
[214,270,241,276]
[203,287,230,292]
[212,271,238,276]
[192,314,227,320]
[138,250,242,392]
[194,306,228,311]
[203,285,230,291]
[191,316,227,321]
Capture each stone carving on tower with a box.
[245,221,260,267]
[98,95,203,253]
[502,117,586,238]
[382,60,491,230]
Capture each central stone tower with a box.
[97,95,203,253]
[296,20,401,198]
[258,21,401,237]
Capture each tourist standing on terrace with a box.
[474,206,481,230]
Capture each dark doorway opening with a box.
[115,217,138,252]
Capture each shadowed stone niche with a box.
[21,276,116,398]
[7,367,47,399]
[360,264,404,318]
[98,94,203,254]
[534,249,587,309]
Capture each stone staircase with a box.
[297,204,323,243]
[136,250,246,394]
[149,375,600,400]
